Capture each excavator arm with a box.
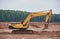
[44,9,52,29]
[22,9,52,27]
[45,9,52,22]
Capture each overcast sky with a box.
[0,0,60,14]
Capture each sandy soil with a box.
[0,22,60,39]
[0,34,60,39]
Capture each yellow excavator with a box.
[9,9,52,34]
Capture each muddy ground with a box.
[0,22,60,39]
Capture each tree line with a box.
[0,10,60,22]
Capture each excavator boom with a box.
[23,9,52,26]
